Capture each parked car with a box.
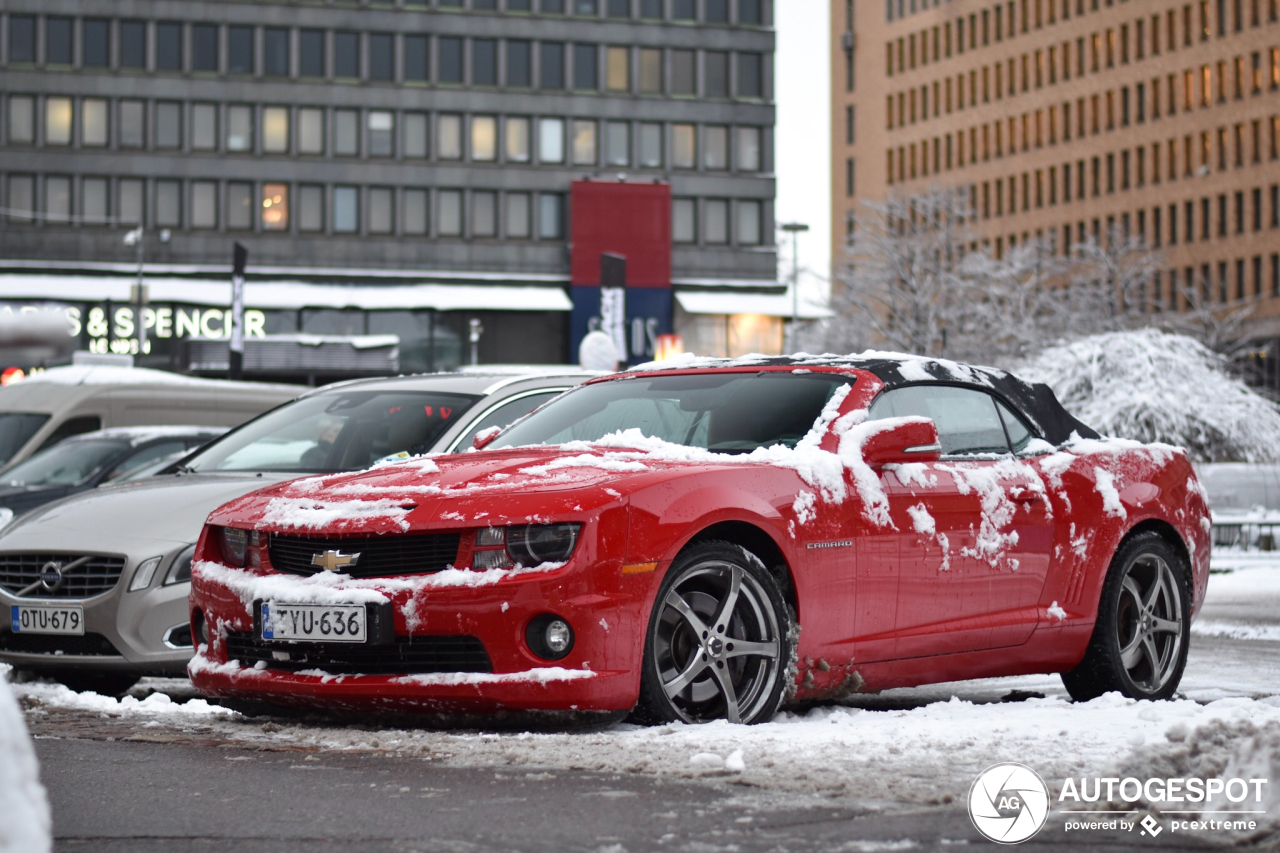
[0,426,225,529]
[0,371,594,695]
[1193,463,1280,549]
[187,355,1211,723]
[0,364,299,474]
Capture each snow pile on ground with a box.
[15,676,236,721]
[0,668,52,853]
[1018,329,1280,463]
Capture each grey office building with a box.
[0,0,782,379]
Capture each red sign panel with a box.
[569,181,672,289]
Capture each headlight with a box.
[506,523,580,567]
[164,544,197,585]
[0,508,13,530]
[221,527,248,567]
[128,556,163,592]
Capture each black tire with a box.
[1062,531,1190,702]
[635,540,793,725]
[51,671,139,697]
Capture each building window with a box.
[672,50,696,95]
[736,127,762,172]
[155,180,181,228]
[574,44,599,90]
[507,193,532,238]
[368,111,394,157]
[639,48,663,94]
[227,183,252,230]
[368,188,394,234]
[229,26,255,75]
[45,97,73,146]
[191,104,217,151]
[299,108,324,155]
[120,21,146,70]
[607,46,630,91]
[541,43,566,89]
[506,117,531,163]
[607,0,631,17]
[673,198,696,243]
[404,35,428,83]
[738,53,764,98]
[154,102,181,149]
[707,0,729,23]
[508,40,532,87]
[299,185,324,232]
[333,187,359,233]
[193,25,218,73]
[439,190,463,236]
[119,178,144,226]
[472,116,498,161]
[82,177,109,224]
[739,0,763,25]
[261,27,288,77]
[575,0,600,14]
[261,183,288,230]
[403,189,428,236]
[673,123,697,168]
[192,181,217,229]
[370,34,394,82]
[82,99,109,147]
[439,114,463,160]
[263,107,290,154]
[640,0,664,19]
[639,123,663,168]
[227,105,253,152]
[737,200,761,245]
[403,113,428,158]
[334,109,359,156]
[539,118,565,163]
[299,30,324,78]
[472,191,497,237]
[6,175,34,221]
[119,101,146,149]
[8,16,35,64]
[156,23,183,71]
[705,199,729,244]
[83,19,110,68]
[334,32,360,79]
[706,52,730,98]
[704,126,729,169]
[572,119,597,164]
[605,121,630,166]
[673,0,696,21]
[440,38,464,84]
[7,96,33,144]
[539,193,564,239]
[46,176,71,222]
[474,39,498,86]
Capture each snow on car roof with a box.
[16,364,295,392]
[627,350,1098,446]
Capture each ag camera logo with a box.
[969,763,1050,844]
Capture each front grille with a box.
[267,533,462,578]
[0,554,126,599]
[224,632,492,676]
[0,631,121,657]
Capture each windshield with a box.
[0,413,51,467]
[3,439,130,487]
[495,373,854,454]
[183,390,480,474]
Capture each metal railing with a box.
[1212,521,1280,551]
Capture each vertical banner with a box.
[599,254,627,362]
[229,242,247,380]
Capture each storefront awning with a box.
[0,275,573,313]
[674,291,832,320]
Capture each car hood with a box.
[0,473,296,552]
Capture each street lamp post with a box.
[122,226,169,359]
[779,222,810,354]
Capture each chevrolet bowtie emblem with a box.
[311,550,360,572]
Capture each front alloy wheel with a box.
[636,541,792,725]
[1062,531,1190,702]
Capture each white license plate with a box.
[11,604,85,636]
[260,602,366,644]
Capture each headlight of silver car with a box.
[164,544,197,585]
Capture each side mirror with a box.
[471,427,501,451]
[860,418,941,467]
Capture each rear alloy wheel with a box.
[636,541,792,725]
[1062,532,1190,702]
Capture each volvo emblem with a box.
[311,550,360,573]
[39,561,64,592]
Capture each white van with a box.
[0,364,300,472]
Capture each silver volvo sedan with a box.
[0,370,593,694]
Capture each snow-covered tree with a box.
[1017,329,1280,463]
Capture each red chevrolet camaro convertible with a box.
[188,355,1211,724]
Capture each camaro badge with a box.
[311,550,360,572]
[806,540,853,550]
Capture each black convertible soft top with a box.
[636,353,1099,447]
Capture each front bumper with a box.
[188,560,653,714]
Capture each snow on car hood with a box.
[0,473,295,551]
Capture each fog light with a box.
[526,614,574,661]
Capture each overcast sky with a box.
[774,1,832,312]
